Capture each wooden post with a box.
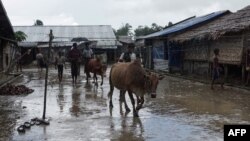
[224,64,228,82]
[148,46,152,69]
[167,39,170,72]
[149,46,153,69]
[242,65,245,83]
[114,49,116,63]
[207,40,210,79]
[242,32,246,83]
[246,50,250,85]
[208,63,211,80]
[191,61,194,73]
[42,30,53,120]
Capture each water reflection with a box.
[69,88,81,117]
[84,82,92,91]
[56,84,65,113]
[132,117,144,138]
[0,97,19,140]
[85,82,97,100]
[109,116,144,141]
[109,100,129,117]
[149,76,250,132]
[108,98,145,140]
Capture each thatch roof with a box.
[0,1,15,42]
[171,5,250,41]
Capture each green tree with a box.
[14,31,27,42]
[134,25,153,36]
[115,23,133,36]
[134,23,163,36]
[151,23,163,31]
[34,19,44,26]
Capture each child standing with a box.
[55,52,66,82]
[211,48,224,89]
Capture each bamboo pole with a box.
[42,30,53,119]
[242,32,246,83]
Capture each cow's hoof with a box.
[136,105,142,111]
[125,107,131,112]
[109,103,113,108]
[133,112,139,117]
[151,94,156,98]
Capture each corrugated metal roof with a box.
[18,42,38,47]
[13,25,117,48]
[117,36,134,44]
[33,40,118,48]
[143,10,230,39]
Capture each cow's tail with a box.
[108,65,114,98]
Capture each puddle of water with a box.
[2,68,250,141]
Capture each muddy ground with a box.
[0,66,250,141]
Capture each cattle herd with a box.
[1,58,163,117]
[85,59,164,117]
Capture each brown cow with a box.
[108,61,164,117]
[86,58,107,86]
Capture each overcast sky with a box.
[2,0,250,30]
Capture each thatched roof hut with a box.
[172,5,250,41]
[168,5,250,82]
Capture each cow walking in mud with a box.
[86,58,107,86]
[108,61,164,117]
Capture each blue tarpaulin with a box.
[142,10,230,39]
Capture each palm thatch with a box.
[171,5,250,41]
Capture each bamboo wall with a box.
[210,36,243,65]
[184,41,209,61]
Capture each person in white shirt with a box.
[118,44,138,107]
[36,49,45,77]
[119,44,136,62]
[83,42,94,77]
[15,50,22,72]
[55,51,66,82]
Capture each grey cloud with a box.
[2,0,250,29]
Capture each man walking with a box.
[83,42,94,77]
[119,44,136,62]
[68,43,82,85]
